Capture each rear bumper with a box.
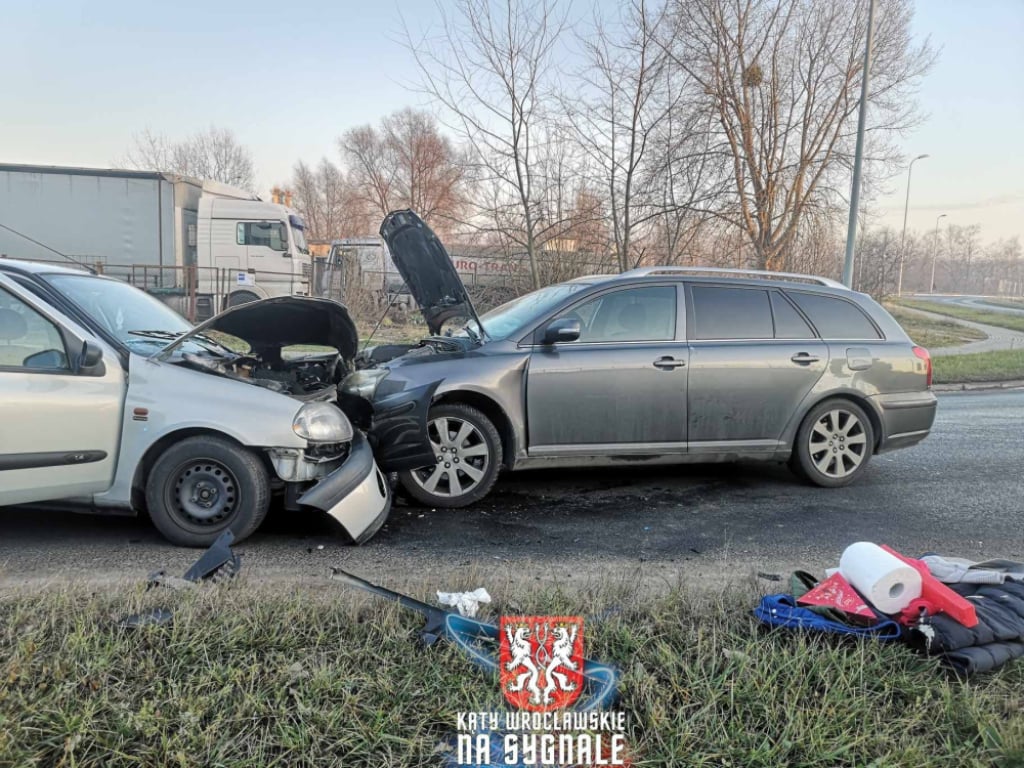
[297,432,391,543]
[871,391,938,452]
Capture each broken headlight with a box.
[292,402,353,444]
[341,368,390,399]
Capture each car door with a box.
[0,275,125,505]
[525,284,688,454]
[685,284,828,452]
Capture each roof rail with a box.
[621,266,847,290]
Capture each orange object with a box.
[880,545,979,628]
[797,572,877,620]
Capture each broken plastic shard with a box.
[183,530,242,583]
[436,587,492,617]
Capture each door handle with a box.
[653,356,686,370]
[790,352,821,365]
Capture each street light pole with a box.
[929,213,947,293]
[842,0,877,288]
[896,153,929,297]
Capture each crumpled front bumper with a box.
[297,432,391,544]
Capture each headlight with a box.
[341,368,390,399]
[292,402,353,443]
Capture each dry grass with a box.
[2,579,1023,767]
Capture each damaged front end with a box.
[149,295,435,539]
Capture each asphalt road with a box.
[915,294,1024,316]
[1,390,1021,588]
[900,294,1024,355]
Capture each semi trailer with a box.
[0,163,310,319]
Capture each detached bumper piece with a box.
[298,432,391,544]
[121,531,243,630]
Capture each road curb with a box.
[933,379,1024,392]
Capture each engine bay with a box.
[179,351,344,401]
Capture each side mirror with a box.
[540,317,581,345]
[76,340,105,375]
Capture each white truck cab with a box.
[197,196,311,309]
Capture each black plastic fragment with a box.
[182,530,242,583]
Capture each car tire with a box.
[145,436,270,547]
[398,403,502,508]
[226,290,260,309]
[791,399,875,488]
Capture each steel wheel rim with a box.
[169,459,239,526]
[808,408,867,479]
[410,416,490,498]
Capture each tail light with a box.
[913,346,932,388]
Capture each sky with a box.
[1,0,1021,244]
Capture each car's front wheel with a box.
[146,436,270,546]
[791,399,875,487]
[398,404,502,507]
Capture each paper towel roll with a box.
[839,542,923,614]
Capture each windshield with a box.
[290,217,309,255]
[474,282,591,340]
[43,274,204,354]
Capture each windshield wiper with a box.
[462,319,488,345]
[130,330,236,357]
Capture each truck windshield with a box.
[43,273,195,352]
[292,225,309,254]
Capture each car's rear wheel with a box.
[398,404,502,508]
[791,399,875,487]
[146,436,270,546]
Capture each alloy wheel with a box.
[409,416,491,498]
[807,408,867,479]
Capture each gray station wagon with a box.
[340,210,938,508]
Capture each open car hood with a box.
[379,210,484,337]
[155,296,359,360]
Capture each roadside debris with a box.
[436,587,492,617]
[118,607,173,630]
[121,532,242,630]
[754,541,1024,676]
[329,567,620,709]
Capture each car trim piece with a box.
[622,266,848,289]
[0,450,108,471]
[528,441,688,457]
[687,439,782,453]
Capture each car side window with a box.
[0,287,69,370]
[690,285,773,340]
[786,291,882,340]
[770,291,816,339]
[556,286,676,343]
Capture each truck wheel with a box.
[791,399,875,488]
[226,291,260,309]
[145,436,270,547]
[398,403,502,508]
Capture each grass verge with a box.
[932,348,1024,384]
[896,300,1024,334]
[885,304,986,348]
[2,581,1023,767]
[980,298,1024,312]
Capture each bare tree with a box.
[664,0,935,270]
[339,108,464,233]
[291,158,376,241]
[566,0,679,271]
[407,0,569,289]
[122,126,256,191]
